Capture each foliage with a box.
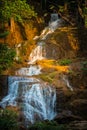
[0,43,16,73]
[28,121,67,130]
[84,7,87,27]
[0,31,10,38]
[39,71,57,83]
[58,6,64,13]
[58,59,72,66]
[44,0,85,26]
[39,74,53,83]
[82,61,87,75]
[0,109,19,130]
[0,0,37,22]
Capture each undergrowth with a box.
[82,61,87,75]
[0,109,19,130]
[58,59,72,66]
[0,43,16,73]
[28,121,67,130]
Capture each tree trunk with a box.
[77,0,85,27]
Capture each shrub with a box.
[58,59,72,66]
[82,61,87,75]
[0,43,16,73]
[39,71,57,83]
[0,31,10,38]
[0,109,19,130]
[28,121,67,130]
[0,0,37,22]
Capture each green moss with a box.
[82,61,87,75]
[39,74,53,83]
[58,59,72,66]
[38,71,57,83]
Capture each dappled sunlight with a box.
[60,27,79,51]
[55,65,69,73]
[68,34,79,51]
[55,27,79,51]
[25,23,37,44]
[37,59,69,73]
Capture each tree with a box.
[51,0,85,27]
[0,0,37,23]
[76,0,85,26]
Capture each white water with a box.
[40,14,61,40]
[15,65,41,76]
[28,41,46,64]
[23,83,56,124]
[0,76,56,124]
[0,13,61,125]
[29,13,61,64]
[63,75,73,91]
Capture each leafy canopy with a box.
[0,0,37,22]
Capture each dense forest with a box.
[0,0,87,130]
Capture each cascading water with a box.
[23,83,56,124]
[28,41,46,64]
[0,76,56,124]
[40,13,61,40]
[63,75,73,91]
[0,13,61,125]
[30,13,61,63]
[15,65,41,76]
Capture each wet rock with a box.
[0,75,8,99]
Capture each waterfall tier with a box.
[15,65,41,76]
[28,41,46,64]
[0,76,57,124]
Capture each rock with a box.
[54,110,82,124]
[19,125,26,130]
[70,99,87,120]
[68,121,87,130]
[0,75,8,99]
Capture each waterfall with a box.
[29,13,61,64]
[41,14,61,40]
[23,83,56,124]
[15,65,41,76]
[63,75,73,91]
[50,13,59,22]
[28,41,46,64]
[0,76,56,124]
[49,13,61,32]
[0,13,61,125]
